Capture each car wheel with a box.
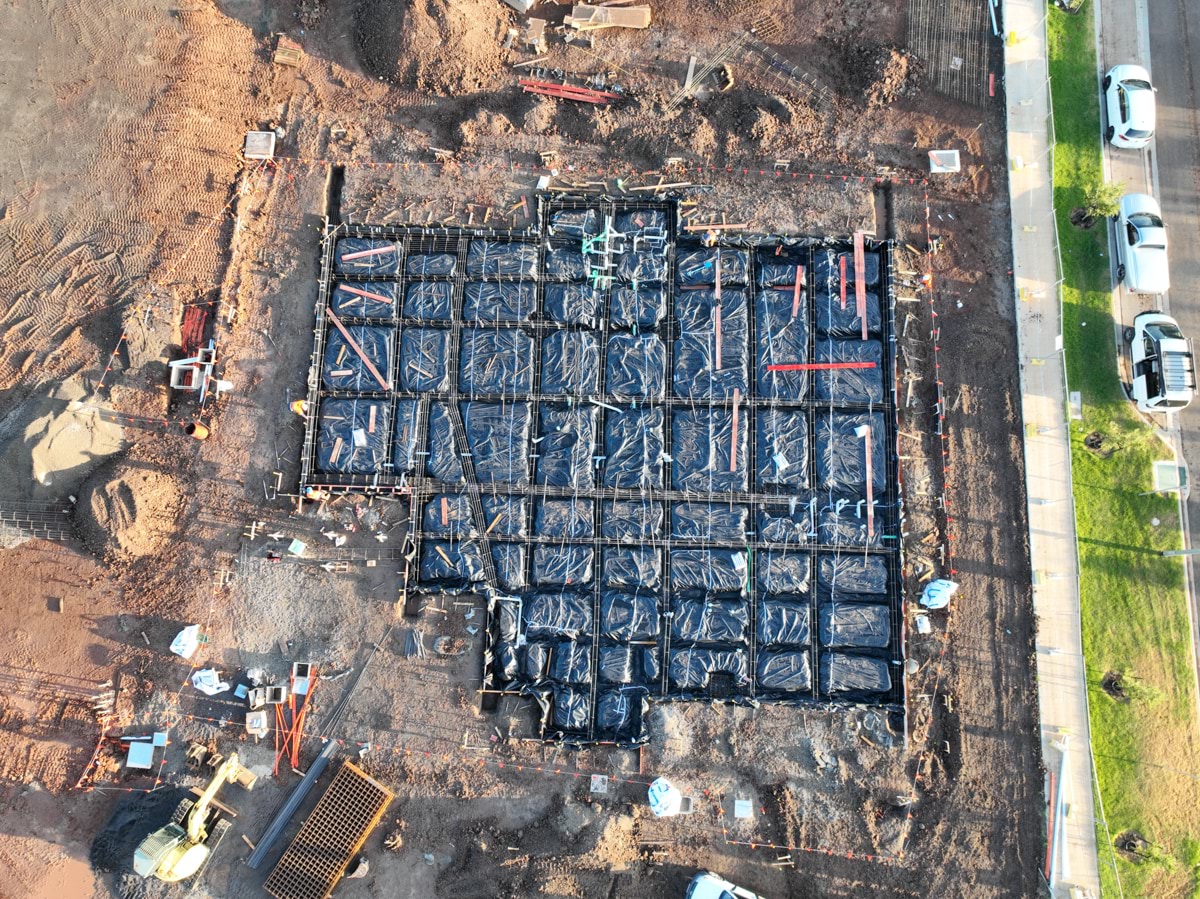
[1105,125,1115,141]
[1103,75,1111,89]
[1117,264,1126,281]
[1123,326,1135,344]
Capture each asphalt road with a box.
[1149,0,1200,697]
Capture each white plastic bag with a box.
[191,669,230,696]
[920,578,959,610]
[170,625,200,659]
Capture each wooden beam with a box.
[326,308,391,391]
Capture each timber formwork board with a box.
[264,761,393,899]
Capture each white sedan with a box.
[1114,193,1169,295]
[1103,64,1156,148]
[686,872,767,899]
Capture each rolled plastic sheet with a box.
[535,498,595,539]
[552,686,591,731]
[610,286,667,328]
[756,601,811,646]
[331,281,397,317]
[334,238,400,276]
[403,281,453,321]
[604,407,664,489]
[671,407,748,493]
[756,651,813,692]
[756,551,812,595]
[399,327,451,392]
[459,329,536,395]
[466,240,538,278]
[531,545,594,587]
[817,553,889,595]
[545,283,602,327]
[425,403,465,484]
[552,640,593,685]
[463,282,538,323]
[602,548,662,591]
[549,208,600,238]
[536,405,598,489]
[606,333,666,400]
[815,411,887,493]
[419,540,486,587]
[670,503,748,542]
[668,649,749,691]
[546,247,589,281]
[756,289,810,401]
[814,339,884,403]
[406,252,457,277]
[542,331,600,395]
[393,399,419,473]
[322,325,392,392]
[491,543,527,592]
[671,549,748,595]
[818,602,891,648]
[601,501,664,540]
[464,402,533,486]
[676,248,749,286]
[819,652,892,695]
[422,493,475,537]
[616,209,667,235]
[317,399,391,474]
[670,599,750,644]
[600,592,661,640]
[673,289,748,399]
[616,251,669,283]
[523,592,594,639]
[756,408,809,487]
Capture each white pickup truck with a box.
[1130,311,1196,412]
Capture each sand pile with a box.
[355,0,509,94]
[74,459,184,562]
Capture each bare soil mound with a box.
[840,42,922,108]
[355,0,509,93]
[74,459,184,562]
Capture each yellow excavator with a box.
[133,752,257,882]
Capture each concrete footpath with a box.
[1002,1,1102,895]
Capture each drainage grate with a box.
[264,761,394,899]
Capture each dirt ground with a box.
[0,0,1041,896]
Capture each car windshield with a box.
[1126,128,1153,139]
[1130,213,1164,229]
[1123,79,1153,91]
[1147,322,1185,341]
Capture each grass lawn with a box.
[1048,2,1200,896]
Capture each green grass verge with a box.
[1048,3,1200,896]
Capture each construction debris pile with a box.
[300,197,904,745]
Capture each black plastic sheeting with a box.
[492,544,527,592]
[483,495,528,538]
[668,649,749,691]
[813,248,881,288]
[334,238,399,276]
[617,251,668,283]
[602,548,661,591]
[464,282,538,322]
[532,545,594,587]
[757,257,806,288]
[403,282,452,321]
[536,498,594,539]
[542,332,600,395]
[545,284,601,327]
[316,399,390,474]
[322,326,392,392]
[600,593,661,640]
[601,501,663,540]
[524,592,593,639]
[756,601,811,646]
[426,403,465,484]
[407,252,457,277]
[818,602,891,648]
[671,600,749,644]
[331,281,396,317]
[460,329,536,395]
[546,248,588,281]
[610,286,666,329]
[814,340,884,404]
[423,493,475,537]
[756,409,809,487]
[400,328,451,392]
[672,408,747,493]
[673,289,748,399]
[393,400,419,474]
[818,509,884,548]
[466,241,538,278]
[536,405,598,489]
[616,209,667,236]
[815,412,888,492]
[419,540,486,588]
[817,553,889,595]
[816,291,882,337]
[670,550,749,595]
[819,653,892,696]
[758,505,815,545]
[550,208,600,238]
[595,689,650,740]
[756,290,810,401]
[757,551,811,595]
[671,503,747,541]
[464,402,532,486]
[604,408,664,489]
[756,651,812,692]
[676,249,749,286]
[606,334,666,399]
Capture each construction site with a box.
[0,0,1041,897]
